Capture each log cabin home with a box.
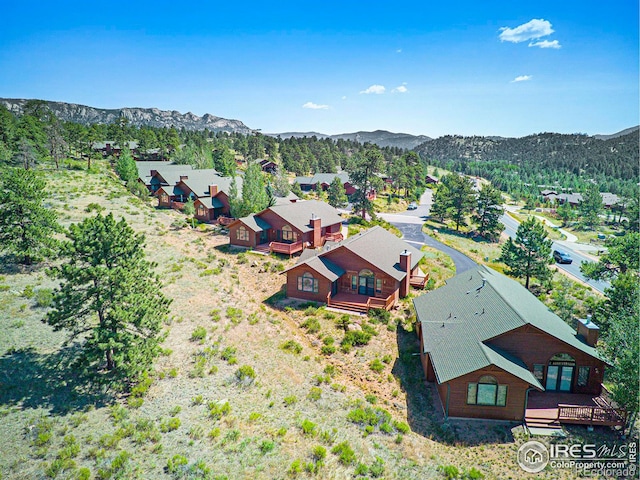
[283,226,428,313]
[228,200,344,256]
[136,162,193,191]
[413,266,626,430]
[293,173,357,195]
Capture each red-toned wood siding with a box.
[285,264,332,303]
[438,366,530,421]
[156,188,172,208]
[257,210,305,243]
[228,222,258,248]
[322,248,400,300]
[487,325,605,394]
[215,192,231,216]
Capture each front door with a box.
[259,230,268,244]
[546,365,574,392]
[358,276,374,296]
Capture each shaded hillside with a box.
[269,130,430,150]
[414,131,639,194]
[0,98,254,133]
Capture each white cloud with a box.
[511,75,532,83]
[529,39,561,49]
[359,84,386,94]
[392,85,408,93]
[302,102,329,110]
[341,96,347,100]
[396,49,402,53]
[499,19,554,43]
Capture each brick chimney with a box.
[399,249,411,298]
[577,315,599,346]
[310,214,322,248]
[179,175,189,181]
[209,184,218,197]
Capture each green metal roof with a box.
[235,215,272,232]
[267,200,343,233]
[414,265,602,388]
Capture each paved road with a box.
[500,213,610,293]
[379,190,478,274]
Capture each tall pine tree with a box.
[46,213,171,384]
[473,184,504,240]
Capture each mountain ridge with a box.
[0,98,255,134]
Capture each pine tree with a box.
[0,168,60,265]
[430,181,451,223]
[238,162,269,217]
[473,184,504,240]
[349,146,384,218]
[183,197,196,228]
[327,176,348,208]
[115,147,137,183]
[433,174,476,230]
[498,217,552,289]
[578,184,602,228]
[45,213,171,384]
[212,145,236,177]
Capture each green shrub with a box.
[34,288,54,308]
[301,317,321,334]
[331,441,355,465]
[300,419,317,436]
[208,401,231,421]
[259,439,275,454]
[382,354,393,364]
[208,427,221,439]
[190,326,207,342]
[166,454,188,474]
[369,457,385,477]
[235,365,256,383]
[320,345,336,355]
[280,340,303,355]
[283,395,298,406]
[370,358,385,373]
[248,412,262,422]
[466,467,485,479]
[341,330,372,349]
[438,465,461,479]
[226,307,243,324]
[288,459,302,475]
[393,420,410,434]
[312,445,327,462]
[365,394,377,404]
[308,387,322,401]
[160,417,181,433]
[368,308,390,324]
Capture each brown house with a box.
[413,266,624,428]
[284,226,427,312]
[293,173,357,195]
[228,200,344,256]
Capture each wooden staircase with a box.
[525,414,563,430]
[326,299,368,314]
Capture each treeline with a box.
[414,131,639,196]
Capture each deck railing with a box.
[325,232,344,242]
[217,216,235,226]
[410,274,430,289]
[367,293,395,311]
[269,241,303,256]
[557,404,627,427]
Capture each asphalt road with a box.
[379,189,609,292]
[500,214,610,293]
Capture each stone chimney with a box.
[209,184,218,197]
[310,214,322,248]
[399,249,411,298]
[577,315,599,347]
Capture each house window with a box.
[376,278,382,293]
[236,226,249,241]
[281,225,295,242]
[533,364,545,382]
[351,275,357,290]
[577,367,590,387]
[297,272,318,293]
[198,205,205,216]
[467,375,507,406]
[161,193,168,203]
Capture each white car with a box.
[407,202,418,210]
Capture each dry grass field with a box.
[0,162,621,479]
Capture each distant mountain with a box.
[268,129,432,150]
[0,98,254,134]
[593,126,639,141]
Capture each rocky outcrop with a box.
[0,98,254,133]
[268,129,432,150]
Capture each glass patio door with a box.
[358,276,374,296]
[546,365,574,392]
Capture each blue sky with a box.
[0,1,637,137]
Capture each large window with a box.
[297,272,318,293]
[281,225,295,242]
[160,193,168,203]
[236,226,249,241]
[467,375,507,406]
[533,364,545,382]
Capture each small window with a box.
[281,225,295,242]
[161,193,168,202]
[351,275,357,290]
[467,383,478,405]
[198,205,205,215]
[533,364,544,381]
[297,272,318,293]
[236,226,249,241]
[577,367,590,387]
[376,278,382,293]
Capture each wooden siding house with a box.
[413,266,624,428]
[293,173,357,195]
[284,226,426,312]
[228,200,344,255]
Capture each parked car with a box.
[407,202,418,210]
[553,249,573,264]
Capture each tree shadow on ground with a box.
[0,343,114,415]
[392,324,516,446]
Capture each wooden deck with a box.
[269,241,303,257]
[327,292,394,314]
[410,274,429,289]
[525,391,627,429]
